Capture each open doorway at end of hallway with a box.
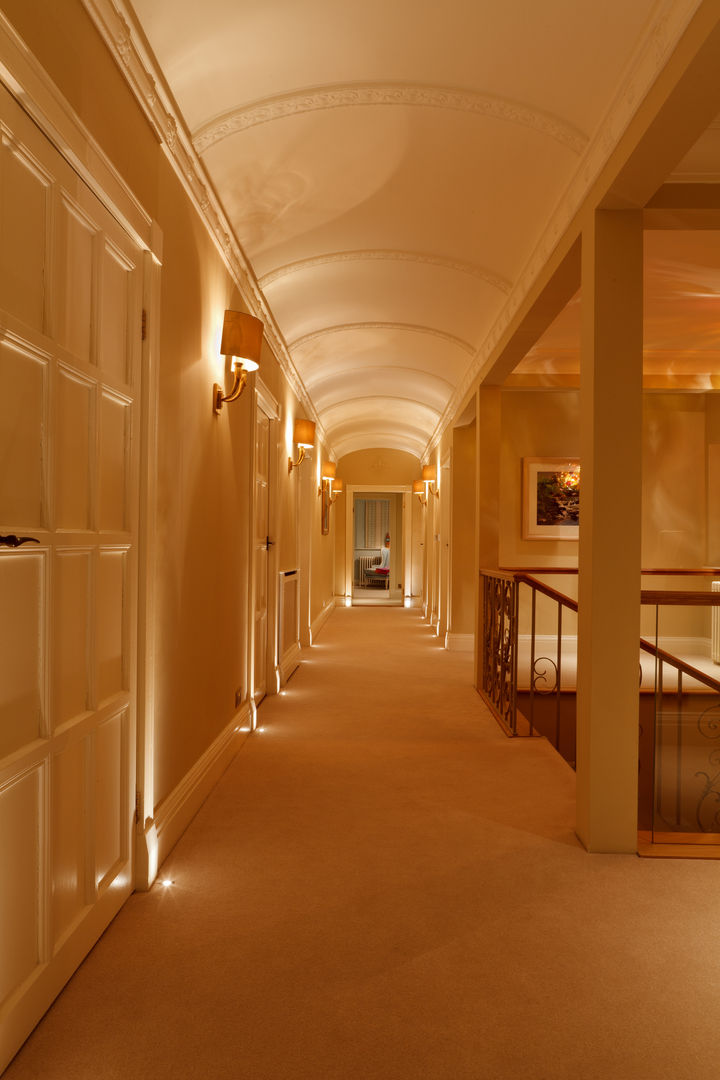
[351,490,404,606]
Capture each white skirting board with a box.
[445,633,474,652]
[136,702,252,890]
[311,598,335,641]
[279,642,302,683]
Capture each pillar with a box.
[576,209,643,852]
[475,386,502,688]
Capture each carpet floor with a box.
[4,607,720,1079]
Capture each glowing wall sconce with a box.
[413,479,427,505]
[319,462,342,534]
[422,464,439,498]
[288,418,316,472]
[212,309,263,414]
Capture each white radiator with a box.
[354,554,380,585]
[278,570,300,684]
[713,581,720,664]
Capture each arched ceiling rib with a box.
[289,323,475,356]
[192,83,589,155]
[258,251,512,295]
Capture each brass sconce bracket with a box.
[213,365,249,414]
[288,446,307,472]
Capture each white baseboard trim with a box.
[445,633,474,652]
[311,598,335,641]
[517,634,713,658]
[280,641,301,684]
[137,702,252,889]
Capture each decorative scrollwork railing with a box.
[695,704,720,833]
[533,657,558,695]
[480,571,518,735]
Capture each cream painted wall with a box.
[450,422,476,636]
[500,390,581,569]
[4,0,336,809]
[500,389,711,640]
[310,438,336,627]
[706,394,720,565]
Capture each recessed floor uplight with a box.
[160,878,174,888]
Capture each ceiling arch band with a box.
[192,82,589,155]
[289,322,476,355]
[259,250,512,294]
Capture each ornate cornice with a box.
[307,364,456,395]
[424,0,702,458]
[289,322,476,356]
[259,251,511,294]
[80,0,327,445]
[193,82,588,156]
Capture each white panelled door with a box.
[254,407,270,704]
[0,84,142,1069]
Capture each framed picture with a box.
[522,458,580,540]
[321,483,330,535]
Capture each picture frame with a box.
[321,483,330,535]
[522,458,580,540]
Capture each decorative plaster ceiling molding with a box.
[259,251,512,294]
[424,0,703,458]
[306,364,455,394]
[192,83,588,156]
[80,0,328,447]
[289,322,475,355]
[319,394,442,419]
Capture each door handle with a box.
[265,536,274,549]
[0,534,40,548]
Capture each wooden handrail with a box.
[498,566,720,576]
[639,637,720,693]
[641,590,720,606]
[513,573,578,613]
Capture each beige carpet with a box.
[5,607,720,1079]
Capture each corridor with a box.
[5,607,720,1080]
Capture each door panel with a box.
[0,336,47,527]
[56,366,95,530]
[51,739,86,947]
[254,409,270,702]
[54,550,92,726]
[0,135,51,333]
[0,551,46,757]
[0,82,142,1070]
[0,766,44,1002]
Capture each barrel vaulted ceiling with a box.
[114,0,713,458]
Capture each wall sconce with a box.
[422,464,439,498]
[212,309,263,414]
[330,478,344,503]
[288,418,316,472]
[413,479,427,506]
[318,460,336,496]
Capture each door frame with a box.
[344,485,412,606]
[252,378,280,710]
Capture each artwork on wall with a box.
[522,458,580,540]
[321,484,330,534]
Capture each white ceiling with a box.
[129,0,719,457]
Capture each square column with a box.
[577,210,643,852]
[475,387,502,687]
